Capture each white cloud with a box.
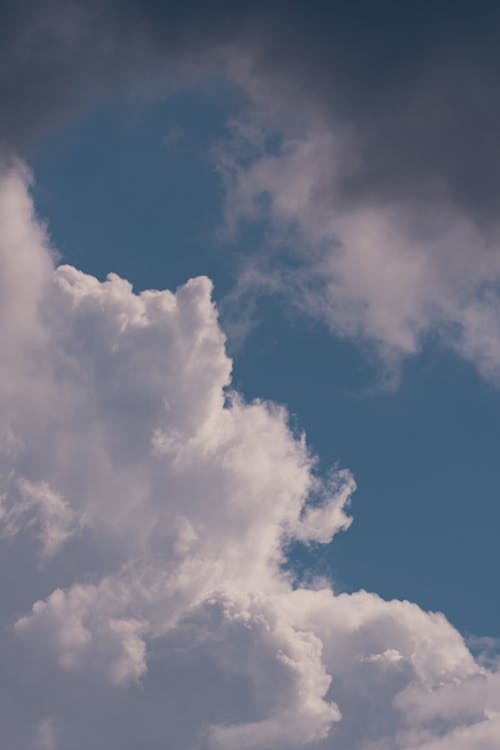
[34,718,58,750]
[1,163,500,749]
[0,477,83,561]
[15,580,148,685]
[217,119,500,382]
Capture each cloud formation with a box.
[3,1,500,378]
[218,121,500,381]
[1,164,500,749]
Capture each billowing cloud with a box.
[1,164,500,749]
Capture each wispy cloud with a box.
[215,117,500,383]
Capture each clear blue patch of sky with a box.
[31,81,241,294]
[30,84,500,640]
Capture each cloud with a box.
[217,120,500,382]
[1,163,500,749]
[0,477,83,561]
[3,2,500,380]
[0,0,255,156]
[4,0,500,228]
[3,1,500,216]
[34,718,58,750]
[0,162,349,745]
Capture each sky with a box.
[2,2,500,749]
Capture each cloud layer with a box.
[3,1,500,379]
[1,165,500,749]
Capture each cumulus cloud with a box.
[1,163,500,749]
[0,477,83,561]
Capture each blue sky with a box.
[31,87,500,640]
[4,5,500,749]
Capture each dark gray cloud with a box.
[3,0,500,224]
[224,1,500,224]
[0,0,253,156]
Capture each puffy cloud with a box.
[1,163,500,750]
[0,477,83,561]
[15,580,148,685]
